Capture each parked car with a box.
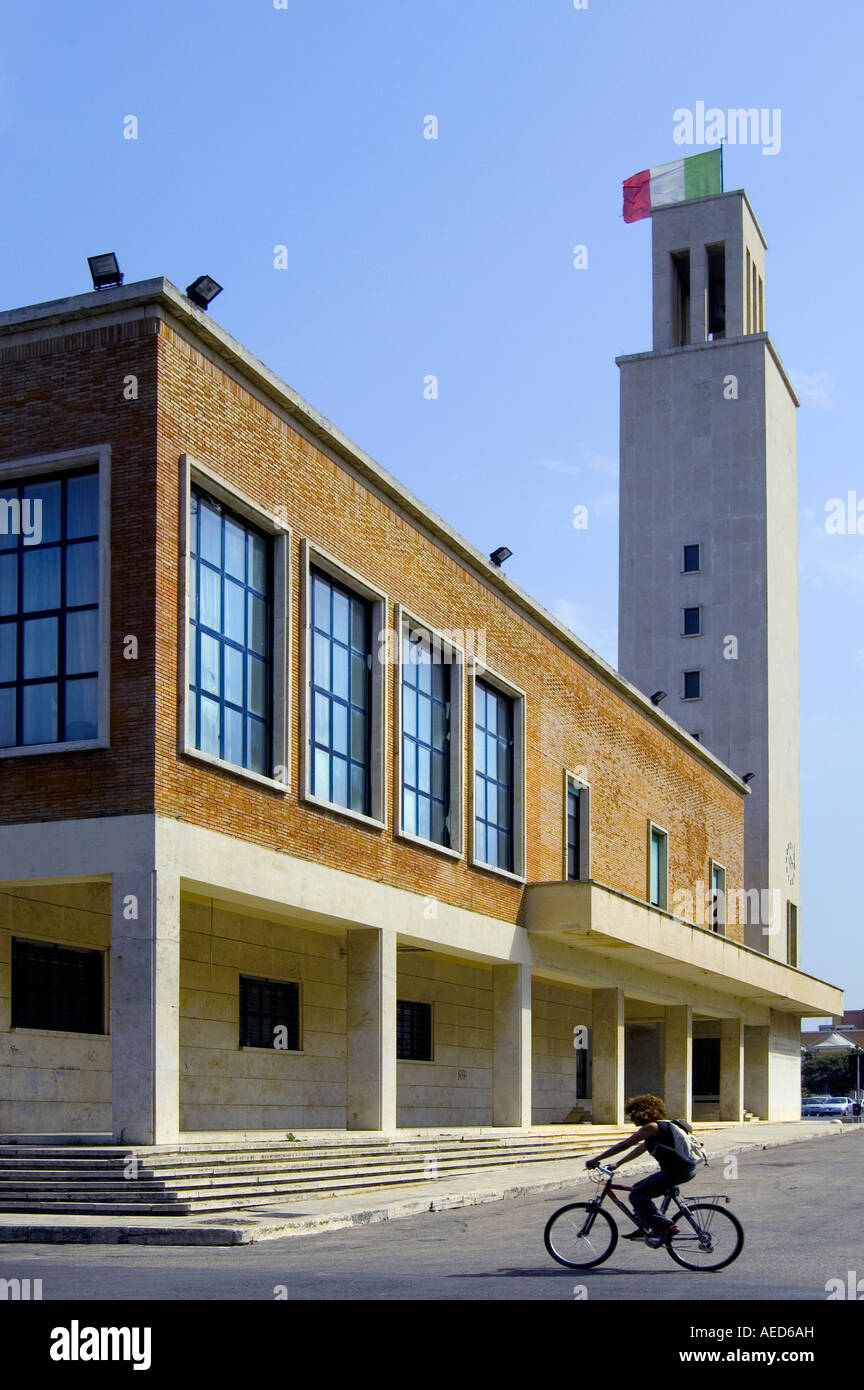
[801,1095,854,1118]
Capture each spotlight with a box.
[742,772,756,784]
[87,253,123,290]
[489,547,512,567]
[185,275,223,311]
[650,691,667,705]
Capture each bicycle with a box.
[544,1163,744,1272]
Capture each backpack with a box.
[655,1119,708,1166]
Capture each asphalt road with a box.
[2,1132,861,1302]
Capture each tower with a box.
[617,190,800,960]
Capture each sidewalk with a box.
[0,1120,856,1246]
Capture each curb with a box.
[0,1122,858,1246]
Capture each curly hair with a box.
[625,1093,667,1124]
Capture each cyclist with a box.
[585,1093,696,1246]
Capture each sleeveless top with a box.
[644,1120,696,1174]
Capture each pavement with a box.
[0,1119,857,1246]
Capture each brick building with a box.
[0,276,840,1143]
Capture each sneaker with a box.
[623,1230,648,1241]
[646,1225,679,1248]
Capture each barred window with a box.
[397,1000,432,1061]
[239,975,300,1050]
[12,938,104,1034]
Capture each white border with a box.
[709,858,727,936]
[0,446,111,759]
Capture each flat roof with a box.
[0,277,750,796]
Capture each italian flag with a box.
[622,149,722,224]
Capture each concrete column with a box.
[111,869,180,1145]
[663,1004,692,1121]
[720,1017,745,1121]
[689,242,709,344]
[492,963,532,1127]
[592,987,625,1125]
[744,1024,769,1120]
[346,927,396,1132]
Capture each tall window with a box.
[682,543,700,573]
[310,568,371,814]
[402,628,450,846]
[475,681,514,871]
[12,938,104,1034]
[786,902,799,967]
[649,826,668,909]
[682,606,701,636]
[566,780,587,881]
[0,468,99,749]
[710,862,726,934]
[189,488,272,775]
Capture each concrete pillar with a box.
[744,1024,769,1120]
[111,870,180,1145]
[492,963,532,1127]
[592,987,625,1124]
[663,1005,692,1121]
[689,241,709,344]
[346,927,396,1132]
[720,1017,745,1121]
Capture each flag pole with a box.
[720,137,725,192]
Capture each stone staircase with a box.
[0,1122,741,1218]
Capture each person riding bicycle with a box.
[585,1093,696,1246]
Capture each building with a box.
[617,190,799,962]
[0,265,840,1146]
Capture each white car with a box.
[801,1095,854,1118]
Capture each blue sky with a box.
[2,0,861,1010]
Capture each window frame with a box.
[179,455,290,794]
[394,605,464,859]
[469,661,526,883]
[396,998,434,1062]
[300,540,388,829]
[682,605,702,637]
[647,821,669,910]
[563,768,591,882]
[682,668,702,701]
[786,901,799,968]
[238,973,302,1052]
[681,543,701,574]
[709,859,726,935]
[0,446,111,759]
[11,935,107,1036]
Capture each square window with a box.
[397,1000,432,1061]
[682,606,701,636]
[682,543,700,573]
[240,975,299,1050]
[683,670,702,700]
[12,938,104,1033]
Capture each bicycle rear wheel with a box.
[544,1202,618,1268]
[665,1203,744,1271]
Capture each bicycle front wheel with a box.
[666,1203,744,1271]
[544,1202,618,1268]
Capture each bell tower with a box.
[617,189,800,961]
